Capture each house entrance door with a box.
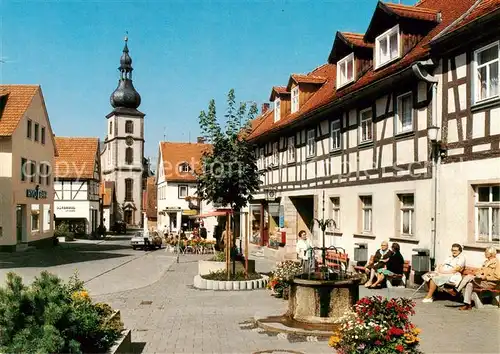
[16,204,26,243]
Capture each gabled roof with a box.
[328,32,373,64]
[159,141,212,182]
[99,181,115,207]
[364,1,441,42]
[248,0,477,141]
[269,86,290,101]
[248,63,336,140]
[0,85,39,136]
[55,137,100,179]
[430,0,500,44]
[286,74,327,91]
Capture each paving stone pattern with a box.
[95,255,500,354]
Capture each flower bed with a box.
[0,271,124,353]
[329,296,422,354]
[267,260,303,299]
[193,271,268,291]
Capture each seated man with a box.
[422,243,466,303]
[456,246,500,310]
[364,241,392,287]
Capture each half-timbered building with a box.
[246,0,498,266]
[54,137,101,236]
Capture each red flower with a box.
[374,340,382,345]
[395,344,404,352]
[388,327,405,336]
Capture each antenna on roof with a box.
[189,131,191,143]
[163,127,166,141]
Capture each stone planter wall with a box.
[107,329,131,354]
[193,274,268,291]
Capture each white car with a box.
[131,231,163,250]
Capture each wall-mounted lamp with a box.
[427,125,447,159]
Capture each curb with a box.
[193,274,269,291]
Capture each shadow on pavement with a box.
[0,243,135,269]
[130,342,147,353]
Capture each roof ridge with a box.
[431,0,482,42]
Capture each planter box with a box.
[193,275,269,291]
[107,329,131,354]
[198,260,256,276]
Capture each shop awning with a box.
[197,210,233,218]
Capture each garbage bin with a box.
[354,243,368,266]
[412,248,430,272]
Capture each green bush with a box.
[0,271,123,353]
[54,223,75,241]
[201,269,262,281]
[209,251,226,262]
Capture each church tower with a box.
[101,36,144,226]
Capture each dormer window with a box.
[291,86,299,113]
[274,98,281,122]
[375,25,400,69]
[179,162,190,173]
[337,53,355,88]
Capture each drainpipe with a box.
[412,59,439,270]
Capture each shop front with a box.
[53,201,100,236]
[249,199,285,249]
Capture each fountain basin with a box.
[287,276,360,324]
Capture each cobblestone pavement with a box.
[95,255,500,354]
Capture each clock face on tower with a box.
[126,136,134,146]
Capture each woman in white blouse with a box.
[296,230,314,273]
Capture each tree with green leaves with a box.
[196,89,261,277]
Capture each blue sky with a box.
[1,0,414,163]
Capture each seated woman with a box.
[368,243,404,289]
[364,241,392,287]
[456,246,500,310]
[422,243,466,303]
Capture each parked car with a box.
[131,231,163,250]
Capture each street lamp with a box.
[98,193,105,238]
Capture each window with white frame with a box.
[330,197,340,229]
[274,98,281,122]
[360,196,372,233]
[399,194,415,236]
[330,120,341,151]
[337,53,355,88]
[291,86,299,113]
[178,185,188,199]
[360,109,373,143]
[396,92,413,133]
[375,25,400,68]
[272,142,279,165]
[287,136,295,163]
[307,129,316,157]
[475,185,499,242]
[474,41,499,103]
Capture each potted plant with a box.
[267,260,302,299]
[329,296,423,353]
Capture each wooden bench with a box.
[353,255,374,274]
[460,266,500,308]
[315,251,349,270]
[386,261,411,288]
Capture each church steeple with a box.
[110,35,141,110]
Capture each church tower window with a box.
[125,120,134,134]
[125,178,133,201]
[125,147,133,164]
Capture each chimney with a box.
[197,137,205,144]
[261,103,270,114]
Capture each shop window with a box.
[250,205,262,245]
[31,205,40,231]
[267,203,281,249]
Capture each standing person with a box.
[421,243,466,303]
[200,222,207,239]
[456,246,500,310]
[364,241,392,287]
[296,230,314,273]
[369,243,404,288]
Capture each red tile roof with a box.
[269,86,290,101]
[145,176,157,219]
[287,74,327,91]
[248,0,477,141]
[340,32,373,48]
[55,137,100,179]
[160,142,212,182]
[385,2,441,22]
[0,85,39,136]
[432,0,500,41]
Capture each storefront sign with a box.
[57,206,76,212]
[182,209,198,216]
[26,185,47,200]
[164,207,182,212]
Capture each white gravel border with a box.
[193,274,269,291]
